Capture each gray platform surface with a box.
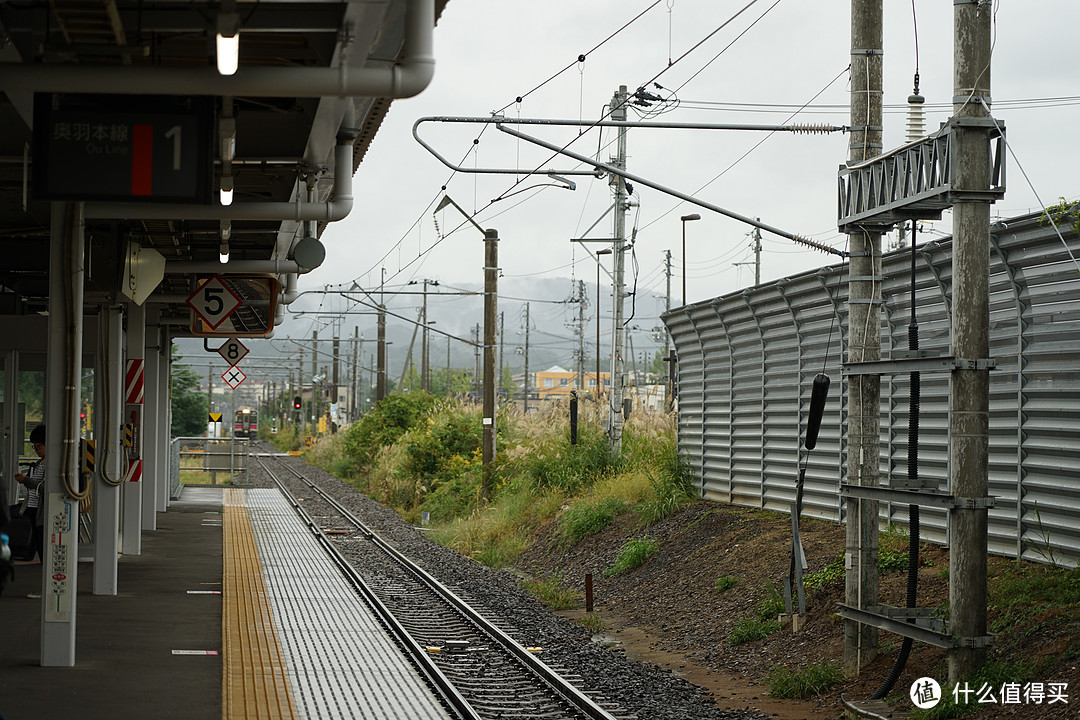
[0,487,224,720]
[245,488,451,720]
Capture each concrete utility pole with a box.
[844,0,882,675]
[663,249,673,410]
[351,327,359,421]
[377,269,387,402]
[399,308,422,390]
[752,222,762,285]
[499,310,505,396]
[523,302,531,414]
[949,0,992,681]
[376,305,387,402]
[310,330,318,431]
[609,85,630,455]
[481,228,499,498]
[577,279,586,393]
[421,279,429,392]
[332,334,340,425]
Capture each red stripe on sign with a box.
[131,124,153,196]
[126,459,142,484]
[126,359,145,405]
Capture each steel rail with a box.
[265,452,620,720]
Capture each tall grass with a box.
[306,390,687,569]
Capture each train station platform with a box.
[0,486,451,720]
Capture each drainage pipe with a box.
[161,260,302,275]
[0,0,435,99]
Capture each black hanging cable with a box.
[869,217,922,701]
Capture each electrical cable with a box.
[978,98,1080,276]
[638,64,850,237]
[868,219,922,701]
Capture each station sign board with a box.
[32,93,212,203]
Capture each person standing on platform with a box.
[14,425,46,566]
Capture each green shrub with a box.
[404,411,482,479]
[803,555,845,590]
[342,392,436,467]
[715,576,739,593]
[580,612,606,634]
[767,661,845,698]
[421,467,482,523]
[605,536,660,575]
[728,617,780,645]
[756,581,786,621]
[879,546,910,573]
[514,429,618,495]
[558,497,629,545]
[473,532,527,568]
[522,574,579,610]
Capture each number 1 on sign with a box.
[164,125,181,171]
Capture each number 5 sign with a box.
[216,338,249,365]
[186,275,242,329]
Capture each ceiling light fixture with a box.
[219,175,234,206]
[216,12,240,76]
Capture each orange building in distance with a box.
[534,365,609,400]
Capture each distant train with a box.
[234,408,258,438]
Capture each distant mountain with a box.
[174,275,667,387]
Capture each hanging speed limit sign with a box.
[216,338,249,365]
[186,274,242,330]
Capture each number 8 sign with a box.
[186,275,242,329]
[217,338,249,366]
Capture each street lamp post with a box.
[680,213,701,305]
[435,195,498,499]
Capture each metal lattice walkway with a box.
[223,488,451,720]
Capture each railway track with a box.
[253,450,628,720]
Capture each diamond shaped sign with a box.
[221,366,246,389]
[187,275,242,330]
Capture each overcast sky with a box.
[271,0,1080,366]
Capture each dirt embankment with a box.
[514,501,1080,719]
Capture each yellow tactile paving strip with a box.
[223,488,299,720]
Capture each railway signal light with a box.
[293,396,302,409]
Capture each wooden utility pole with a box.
[844,0,882,674]
[948,0,992,681]
[481,228,499,498]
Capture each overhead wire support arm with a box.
[413,115,847,177]
[493,122,847,258]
